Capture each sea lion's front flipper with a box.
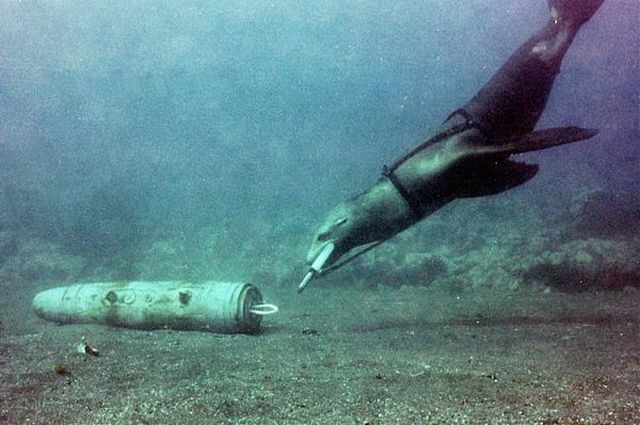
[470,127,599,157]
[452,159,538,199]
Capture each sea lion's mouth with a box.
[305,239,334,266]
[299,242,336,293]
[307,242,335,272]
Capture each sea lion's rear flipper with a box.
[548,0,605,26]
[470,127,599,157]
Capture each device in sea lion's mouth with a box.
[297,242,335,293]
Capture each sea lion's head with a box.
[305,201,354,271]
[305,181,407,272]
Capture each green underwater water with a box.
[0,0,637,293]
[0,0,639,423]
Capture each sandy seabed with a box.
[1,283,638,425]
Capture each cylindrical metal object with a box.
[33,281,265,334]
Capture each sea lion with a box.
[299,0,605,292]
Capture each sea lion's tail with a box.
[548,0,605,27]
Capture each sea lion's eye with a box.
[317,230,331,241]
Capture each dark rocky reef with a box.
[565,190,640,240]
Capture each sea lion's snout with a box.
[298,204,354,293]
[305,203,350,267]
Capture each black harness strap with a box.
[382,164,424,220]
[385,108,485,174]
[381,108,486,219]
[444,108,480,127]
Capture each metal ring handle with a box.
[249,303,279,315]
